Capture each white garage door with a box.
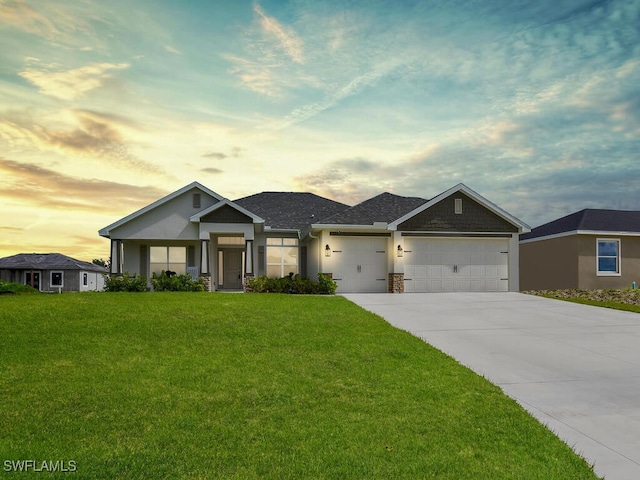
[328,236,388,293]
[404,238,509,292]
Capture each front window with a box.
[597,239,620,276]
[150,246,187,275]
[51,271,63,287]
[266,238,298,277]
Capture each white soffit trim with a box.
[190,199,264,224]
[388,183,531,233]
[264,227,301,238]
[520,230,640,244]
[99,181,225,237]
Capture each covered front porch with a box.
[198,225,256,292]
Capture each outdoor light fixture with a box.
[397,245,403,257]
[325,244,331,257]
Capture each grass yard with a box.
[1,293,600,479]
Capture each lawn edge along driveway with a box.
[344,292,640,480]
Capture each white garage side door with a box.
[404,238,509,292]
[330,237,388,293]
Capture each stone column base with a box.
[200,275,212,292]
[388,273,404,293]
[243,274,255,292]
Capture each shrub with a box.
[248,273,336,295]
[151,271,205,292]
[317,273,337,295]
[104,272,150,292]
[0,280,39,295]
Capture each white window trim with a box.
[266,237,299,277]
[596,238,621,276]
[50,270,64,287]
[454,198,463,215]
[149,246,187,275]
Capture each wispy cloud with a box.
[164,45,182,55]
[276,61,400,129]
[201,167,223,174]
[0,157,167,213]
[201,151,227,159]
[0,0,75,42]
[19,60,129,100]
[201,147,244,160]
[0,109,164,175]
[253,3,304,64]
[224,2,306,96]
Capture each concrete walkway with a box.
[343,292,640,480]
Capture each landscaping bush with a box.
[0,280,39,294]
[151,271,205,292]
[104,272,150,292]
[248,273,337,294]
[317,272,337,294]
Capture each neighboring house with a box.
[0,253,107,292]
[99,182,529,293]
[520,209,640,290]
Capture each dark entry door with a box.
[25,271,40,290]
[223,250,242,289]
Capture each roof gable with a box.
[0,253,106,271]
[397,191,519,233]
[521,209,640,241]
[316,192,427,226]
[99,182,224,237]
[191,201,262,224]
[389,184,529,233]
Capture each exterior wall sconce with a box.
[397,245,403,257]
[325,244,331,257]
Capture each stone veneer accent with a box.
[200,275,212,292]
[388,273,404,293]
[243,274,255,292]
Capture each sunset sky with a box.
[1,0,639,262]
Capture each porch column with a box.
[200,240,210,275]
[110,240,123,274]
[244,240,254,275]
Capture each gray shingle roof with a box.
[234,192,350,235]
[317,192,428,225]
[0,253,107,272]
[521,209,640,241]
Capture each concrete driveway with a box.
[343,292,640,480]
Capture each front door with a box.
[222,249,243,289]
[25,271,40,290]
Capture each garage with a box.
[327,236,388,293]
[403,237,509,292]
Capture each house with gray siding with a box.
[99,182,529,293]
[0,253,106,292]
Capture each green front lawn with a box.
[1,293,599,479]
